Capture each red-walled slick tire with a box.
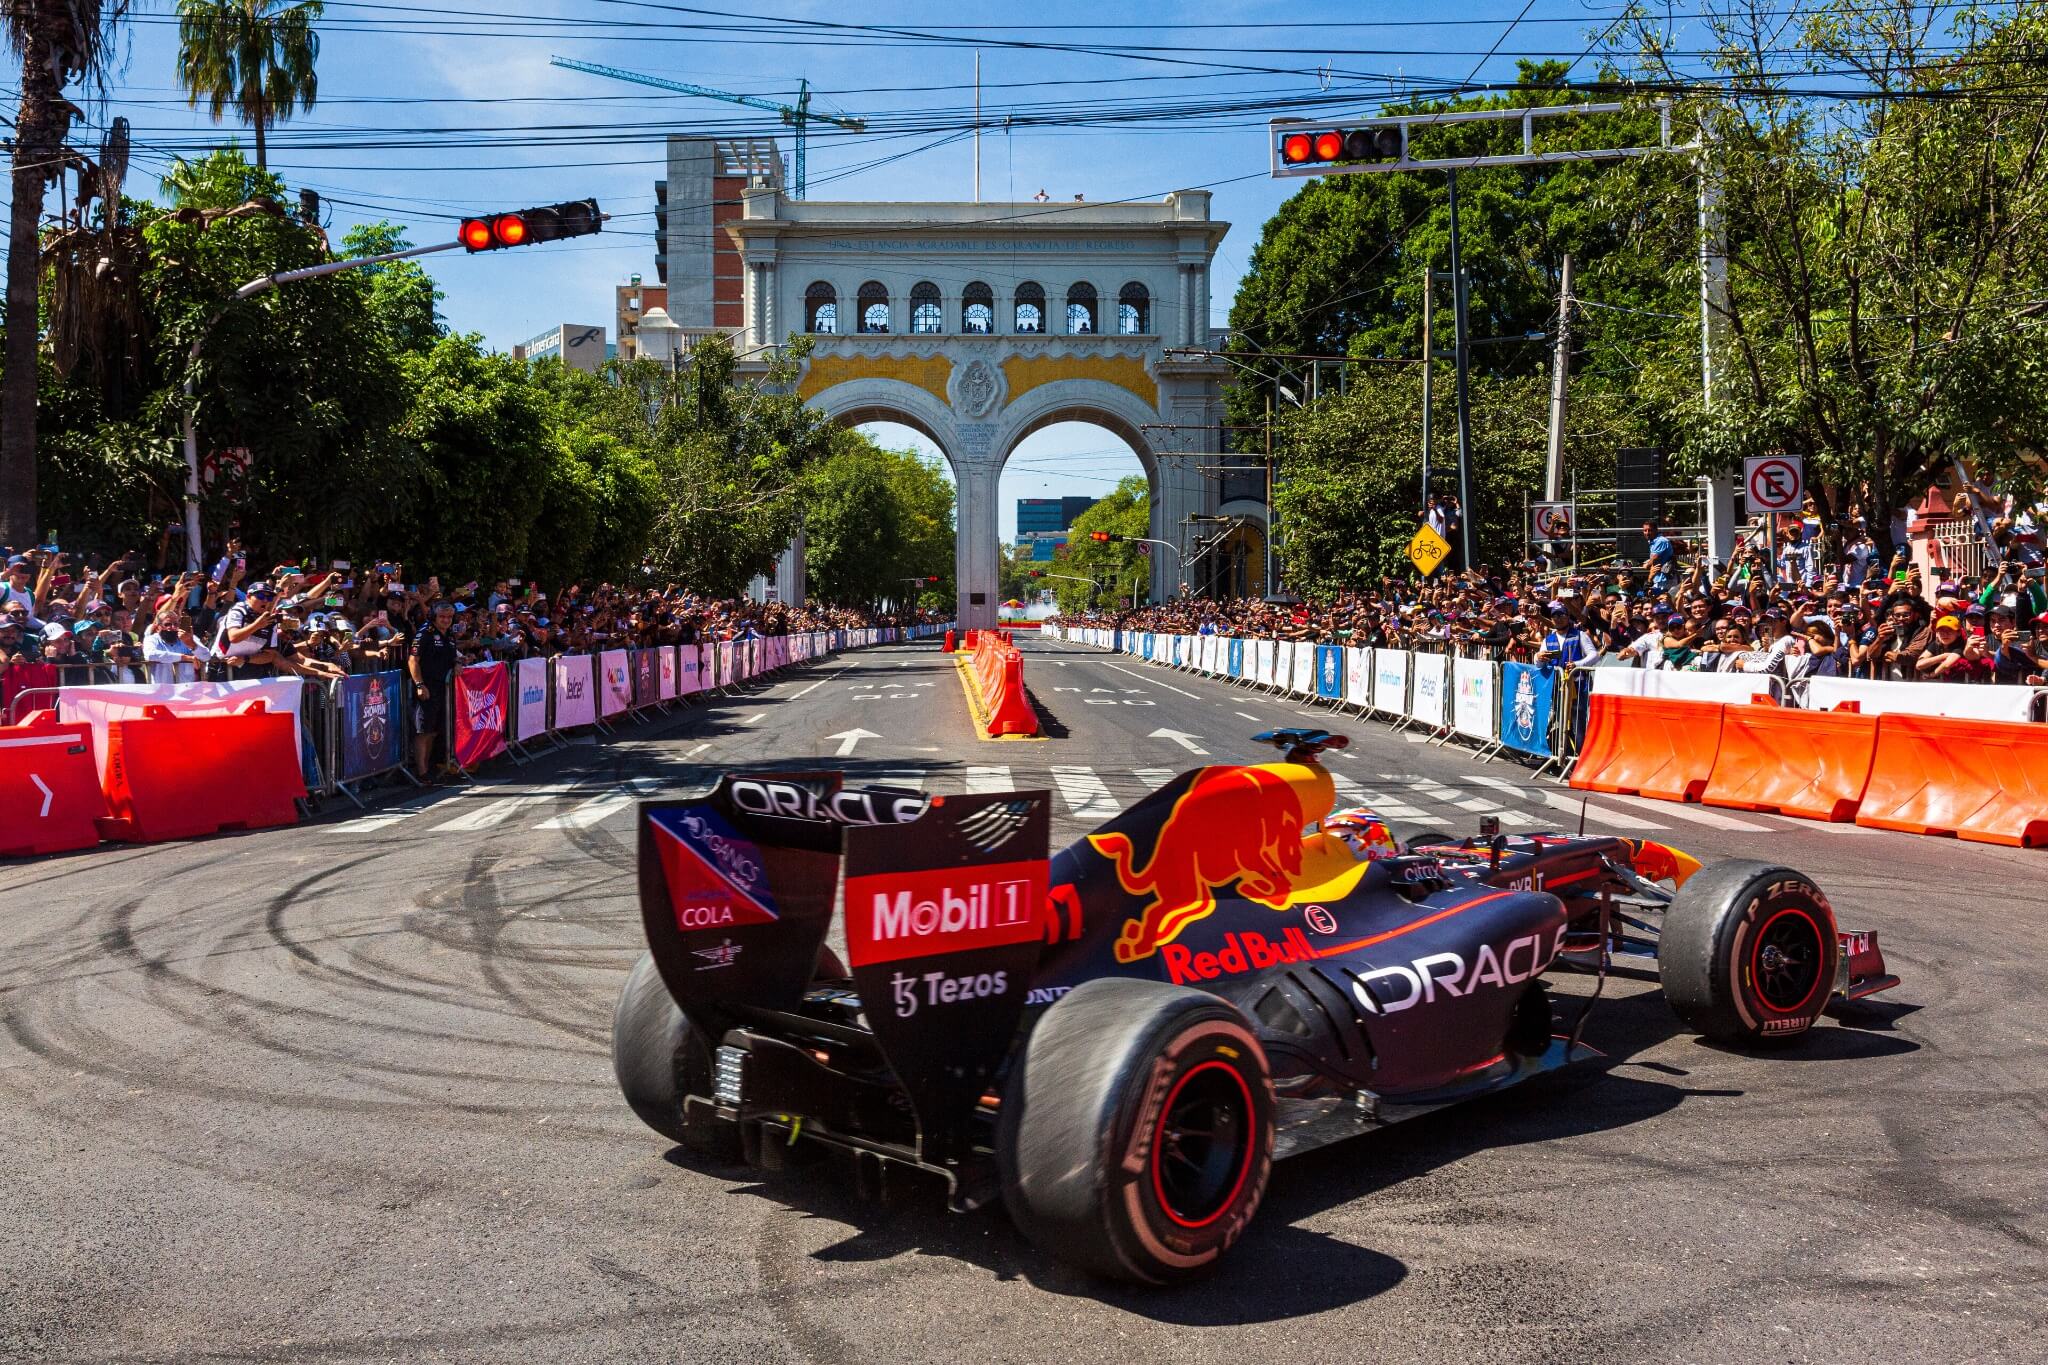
[1661,860,1839,1045]
[998,979,1275,1284]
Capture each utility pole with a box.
[1544,252,1573,501]
[1698,120,1737,566]
[973,52,981,202]
[1263,394,1275,598]
[1445,171,1478,570]
[1419,261,1434,503]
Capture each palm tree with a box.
[175,0,322,174]
[2,0,131,549]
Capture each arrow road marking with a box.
[29,773,52,818]
[828,728,879,757]
[1149,728,1208,755]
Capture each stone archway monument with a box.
[726,188,1238,630]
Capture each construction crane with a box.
[550,56,864,198]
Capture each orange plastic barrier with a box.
[1702,704,1878,822]
[968,634,1039,738]
[942,629,957,654]
[0,711,107,856]
[97,701,306,843]
[1569,694,1725,804]
[1855,713,2048,847]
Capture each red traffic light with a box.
[1281,132,1313,164]
[1089,531,1112,543]
[458,200,603,252]
[1313,131,1344,161]
[1028,570,1045,577]
[925,575,940,583]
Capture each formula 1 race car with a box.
[613,729,1900,1284]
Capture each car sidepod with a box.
[1315,884,1570,1095]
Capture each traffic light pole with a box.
[1445,171,1478,571]
[180,239,466,571]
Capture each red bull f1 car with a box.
[614,729,1900,1284]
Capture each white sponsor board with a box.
[1408,651,1449,728]
[1451,655,1496,742]
[1374,649,1411,716]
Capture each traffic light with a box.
[1276,123,1403,169]
[1028,570,1045,578]
[1089,530,1113,543]
[458,199,603,252]
[925,575,941,583]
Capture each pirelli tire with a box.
[611,949,725,1152]
[1661,860,1839,1045]
[998,979,1275,1285]
[613,945,847,1156]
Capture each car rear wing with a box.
[637,773,1051,1165]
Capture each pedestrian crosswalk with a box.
[321,760,1843,842]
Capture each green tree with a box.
[1605,0,2048,547]
[1056,476,1150,612]
[387,333,548,583]
[1269,367,1640,595]
[176,0,323,173]
[803,433,906,607]
[3,0,134,547]
[343,222,443,356]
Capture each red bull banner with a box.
[552,654,597,729]
[657,647,677,700]
[452,661,509,767]
[632,648,658,708]
[599,649,633,717]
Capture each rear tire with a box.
[997,979,1274,1285]
[1388,823,1459,853]
[1661,860,1838,1045]
[612,949,726,1151]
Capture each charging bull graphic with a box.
[1090,764,1324,962]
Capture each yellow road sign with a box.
[1407,523,1452,576]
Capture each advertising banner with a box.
[515,657,549,740]
[1290,641,1317,696]
[1228,637,1245,679]
[336,670,404,781]
[632,648,658,708]
[1499,663,1556,757]
[677,645,701,695]
[1142,633,1156,662]
[717,641,734,687]
[453,662,509,767]
[1315,644,1345,700]
[1345,647,1373,707]
[1451,656,1496,742]
[1409,652,1449,728]
[657,647,677,700]
[552,654,598,729]
[60,678,306,781]
[1804,675,2040,722]
[1374,649,1411,716]
[600,649,633,717]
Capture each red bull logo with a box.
[1089,765,1311,963]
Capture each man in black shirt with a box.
[409,600,459,779]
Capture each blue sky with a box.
[30,0,1629,540]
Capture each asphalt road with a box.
[2,633,2043,1363]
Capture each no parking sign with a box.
[1744,455,1804,513]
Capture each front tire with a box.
[1661,860,1838,1045]
[998,979,1275,1284]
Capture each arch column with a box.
[952,457,1001,630]
[1151,453,1208,603]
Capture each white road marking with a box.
[1049,766,1122,820]
[1234,711,1264,722]
[1463,774,1661,829]
[787,680,827,699]
[1132,768,1176,790]
[1409,777,1532,824]
[683,743,710,758]
[741,713,767,726]
[1329,773,1431,820]
[1592,791,1775,832]
[536,778,661,831]
[874,770,927,792]
[1101,662,1199,699]
[965,765,1012,794]
[434,794,553,832]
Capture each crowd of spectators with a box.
[1071,500,2048,688]
[0,534,934,696]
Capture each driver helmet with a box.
[1323,806,1399,860]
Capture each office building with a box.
[513,323,607,373]
[615,277,666,361]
